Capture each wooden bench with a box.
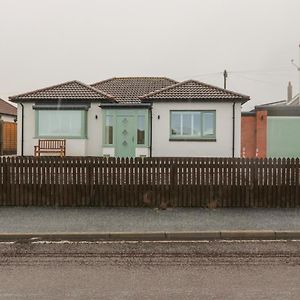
[34,139,66,157]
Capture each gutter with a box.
[232,102,235,158]
[99,103,152,109]
[1,230,299,241]
[20,103,24,156]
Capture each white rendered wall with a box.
[16,104,22,155]
[86,103,102,156]
[17,102,103,156]
[102,147,115,157]
[136,147,150,157]
[151,102,241,157]
[0,114,16,122]
[101,147,149,158]
[235,103,241,157]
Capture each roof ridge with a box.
[90,77,117,87]
[139,80,190,99]
[112,76,177,80]
[73,80,116,101]
[91,77,177,86]
[140,79,250,100]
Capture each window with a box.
[37,110,86,138]
[170,111,216,140]
[105,115,113,145]
[171,113,181,136]
[203,112,215,136]
[137,115,145,144]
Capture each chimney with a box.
[287,81,293,102]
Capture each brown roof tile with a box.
[10,80,115,102]
[0,99,17,116]
[140,79,250,103]
[91,77,177,104]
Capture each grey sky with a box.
[1,0,299,110]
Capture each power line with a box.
[179,67,292,81]
[228,67,291,74]
[230,73,280,86]
[177,72,222,80]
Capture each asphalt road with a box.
[0,240,300,299]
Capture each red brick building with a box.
[241,82,300,158]
[241,110,267,158]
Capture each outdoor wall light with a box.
[158,115,160,120]
[95,115,98,119]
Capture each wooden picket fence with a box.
[0,156,299,207]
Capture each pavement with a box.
[0,207,300,240]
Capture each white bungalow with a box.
[9,77,249,157]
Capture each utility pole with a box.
[291,44,300,99]
[223,70,228,89]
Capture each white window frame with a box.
[170,110,216,141]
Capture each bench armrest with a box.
[34,145,40,157]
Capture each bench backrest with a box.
[38,139,66,149]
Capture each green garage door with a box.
[267,116,300,158]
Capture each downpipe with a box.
[149,106,153,157]
[21,103,24,156]
[232,102,235,158]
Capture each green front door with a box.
[115,115,135,157]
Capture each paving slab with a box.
[0,207,300,234]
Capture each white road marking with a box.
[28,239,300,245]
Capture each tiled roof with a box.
[0,99,17,116]
[140,80,250,103]
[91,77,178,103]
[10,80,115,102]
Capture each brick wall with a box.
[0,121,17,155]
[241,115,256,158]
[255,111,267,158]
[241,110,267,158]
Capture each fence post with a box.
[3,157,9,205]
[170,160,177,207]
[0,121,3,156]
[296,158,300,207]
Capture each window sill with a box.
[169,138,216,142]
[103,145,150,148]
